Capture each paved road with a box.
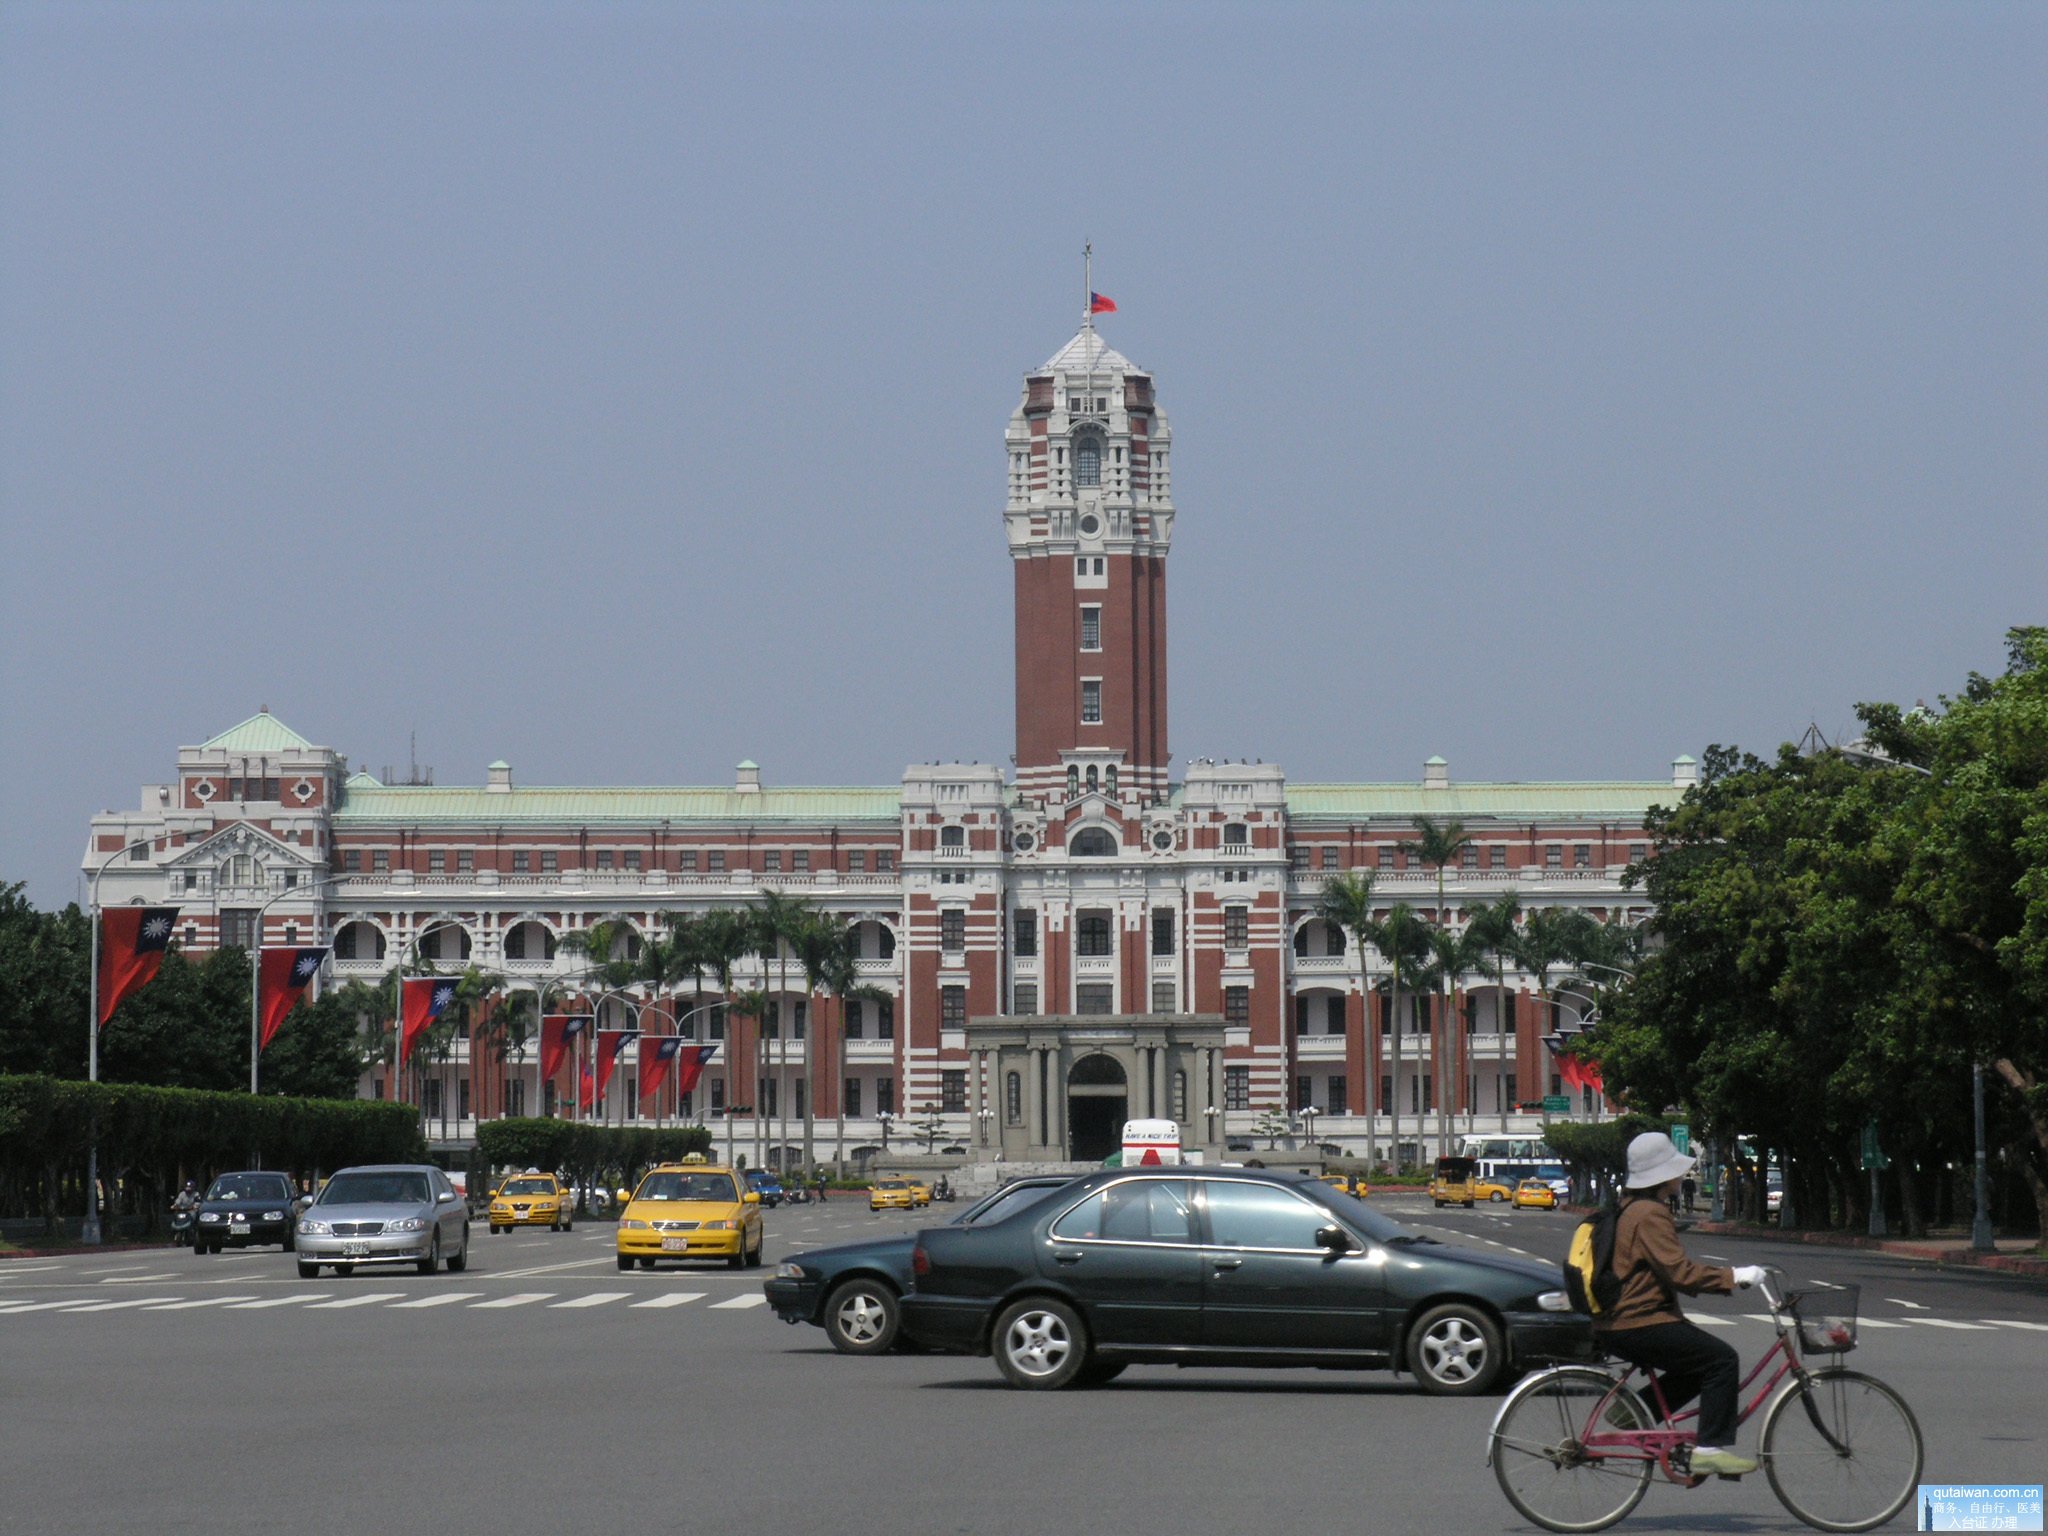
[3,1196,2041,1534]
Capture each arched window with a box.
[1104,765,1118,799]
[1070,827,1116,858]
[1074,431,1102,488]
[1085,764,1099,793]
[1066,765,1080,799]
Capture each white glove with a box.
[1732,1265,1767,1289]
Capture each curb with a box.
[1687,1222,2048,1280]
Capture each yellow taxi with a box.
[869,1178,915,1212]
[1512,1178,1558,1211]
[1319,1173,1370,1199]
[902,1176,933,1208]
[1474,1175,1516,1204]
[488,1172,573,1233]
[616,1163,762,1271]
[1428,1156,1477,1208]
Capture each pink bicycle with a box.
[1486,1270,1922,1532]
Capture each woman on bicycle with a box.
[1600,1131,1766,1478]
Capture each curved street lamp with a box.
[249,873,349,1095]
[81,834,162,1244]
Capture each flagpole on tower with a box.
[1083,240,1093,331]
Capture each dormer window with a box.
[1074,431,1103,489]
[1070,828,1116,857]
[940,825,965,850]
[1223,822,1248,849]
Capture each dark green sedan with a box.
[900,1167,1591,1394]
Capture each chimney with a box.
[487,760,513,793]
[735,760,762,794]
[1672,754,1699,790]
[1423,754,1449,790]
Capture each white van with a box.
[1120,1119,1183,1167]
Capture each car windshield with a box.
[206,1174,292,1202]
[747,1173,778,1186]
[637,1172,738,1203]
[959,1181,1068,1227]
[875,1180,907,1190]
[1535,1165,1567,1180]
[320,1172,431,1206]
[501,1178,554,1196]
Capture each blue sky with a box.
[4,2,2043,907]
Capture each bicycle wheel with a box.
[1760,1367,1923,1533]
[1491,1366,1656,1534]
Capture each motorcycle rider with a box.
[172,1179,200,1214]
[171,1179,200,1244]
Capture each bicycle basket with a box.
[1786,1285,1859,1354]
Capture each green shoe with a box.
[1690,1449,1757,1478]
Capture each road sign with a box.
[1670,1123,1690,1155]
[1860,1121,1890,1171]
[1541,1095,1571,1114]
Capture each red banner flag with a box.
[399,976,459,1064]
[590,1029,635,1106]
[577,1060,597,1111]
[540,1014,591,1081]
[673,1043,719,1098]
[98,907,180,1026]
[1556,1053,1582,1092]
[258,946,329,1049]
[638,1036,685,1101]
[1089,291,1116,314]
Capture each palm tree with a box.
[725,987,771,1167]
[791,910,856,1176]
[1358,903,1434,1172]
[751,890,814,1175]
[1401,818,1473,1159]
[1463,893,1524,1132]
[692,908,754,1163]
[1512,906,1597,1116]
[1316,871,1380,1168]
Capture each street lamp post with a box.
[1298,1105,1320,1152]
[1972,1060,1995,1252]
[82,835,161,1244]
[976,1107,994,1149]
[1205,1104,1219,1148]
[877,1110,894,1154]
[249,874,347,1095]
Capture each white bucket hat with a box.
[1624,1131,1697,1190]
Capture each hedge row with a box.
[475,1119,713,1209]
[0,1073,424,1225]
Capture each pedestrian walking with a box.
[1681,1174,1697,1214]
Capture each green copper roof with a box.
[201,712,315,753]
[1285,782,1677,820]
[335,784,901,824]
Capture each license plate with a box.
[230,1221,251,1235]
[661,1237,689,1252]
[341,1242,370,1258]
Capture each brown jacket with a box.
[1596,1192,1735,1332]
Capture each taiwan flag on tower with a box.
[1089,291,1116,315]
[399,976,460,1064]
[257,946,330,1050]
[98,907,181,1026]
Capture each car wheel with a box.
[1491,1191,1507,1203]
[333,1264,353,1276]
[617,1254,633,1272]
[297,1261,320,1279]
[824,1279,900,1355]
[446,1226,469,1273]
[562,1217,571,1233]
[747,1232,764,1269]
[637,1256,654,1269]
[727,1242,746,1271]
[1074,1359,1127,1388]
[417,1233,440,1277]
[1407,1303,1505,1396]
[992,1298,1089,1390]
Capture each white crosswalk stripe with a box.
[102,1272,179,1284]
[1906,1317,1996,1330]
[389,1293,482,1309]
[1692,1316,1738,1328]
[550,1292,629,1309]
[227,1295,328,1310]
[143,1296,259,1311]
[307,1293,406,1309]
[1983,1319,2048,1332]
[632,1293,705,1309]
[472,1293,554,1309]
[59,1297,183,1312]
[0,1299,104,1314]
[710,1294,766,1310]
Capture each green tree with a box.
[1464,893,1524,1132]
[1402,818,1474,1156]
[0,887,90,1079]
[1316,872,1381,1166]
[1367,903,1436,1171]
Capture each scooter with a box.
[932,1179,955,1204]
[170,1207,197,1247]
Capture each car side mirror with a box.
[743,1192,761,1206]
[1315,1225,1355,1254]
[438,1191,456,1203]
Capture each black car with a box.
[765,1176,1076,1354]
[899,1167,1590,1394]
[193,1170,302,1254]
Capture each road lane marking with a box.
[1856,1319,1909,1328]
[307,1293,405,1309]
[1692,1316,1738,1328]
[81,1265,148,1276]
[710,1295,766,1310]
[550,1292,629,1309]
[227,1295,329,1310]
[143,1296,259,1310]
[0,1299,105,1313]
[492,1258,618,1279]
[472,1293,554,1309]
[1700,1253,1731,1263]
[62,1297,184,1312]
[632,1293,704,1309]
[0,1264,64,1276]
[388,1293,482,1309]
[1886,1297,1927,1310]
[103,1272,180,1284]
[1805,1279,1846,1290]
[1982,1319,2048,1332]
[1906,1318,1996,1330]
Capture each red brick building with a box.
[85,314,1688,1166]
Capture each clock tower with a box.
[1005,318,1174,805]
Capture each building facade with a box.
[85,314,1691,1165]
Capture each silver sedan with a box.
[296,1164,471,1278]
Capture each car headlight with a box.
[773,1262,809,1280]
[299,1219,331,1236]
[621,1219,649,1230]
[200,1213,222,1223]
[262,1211,284,1221]
[705,1218,737,1231]
[385,1217,427,1233]
[1537,1290,1573,1313]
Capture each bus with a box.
[1475,1157,1571,1200]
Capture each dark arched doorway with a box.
[1067,1053,1128,1162]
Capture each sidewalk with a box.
[1688,1221,2048,1280]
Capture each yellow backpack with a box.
[1562,1204,1626,1316]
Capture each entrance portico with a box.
[965,1014,1228,1165]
